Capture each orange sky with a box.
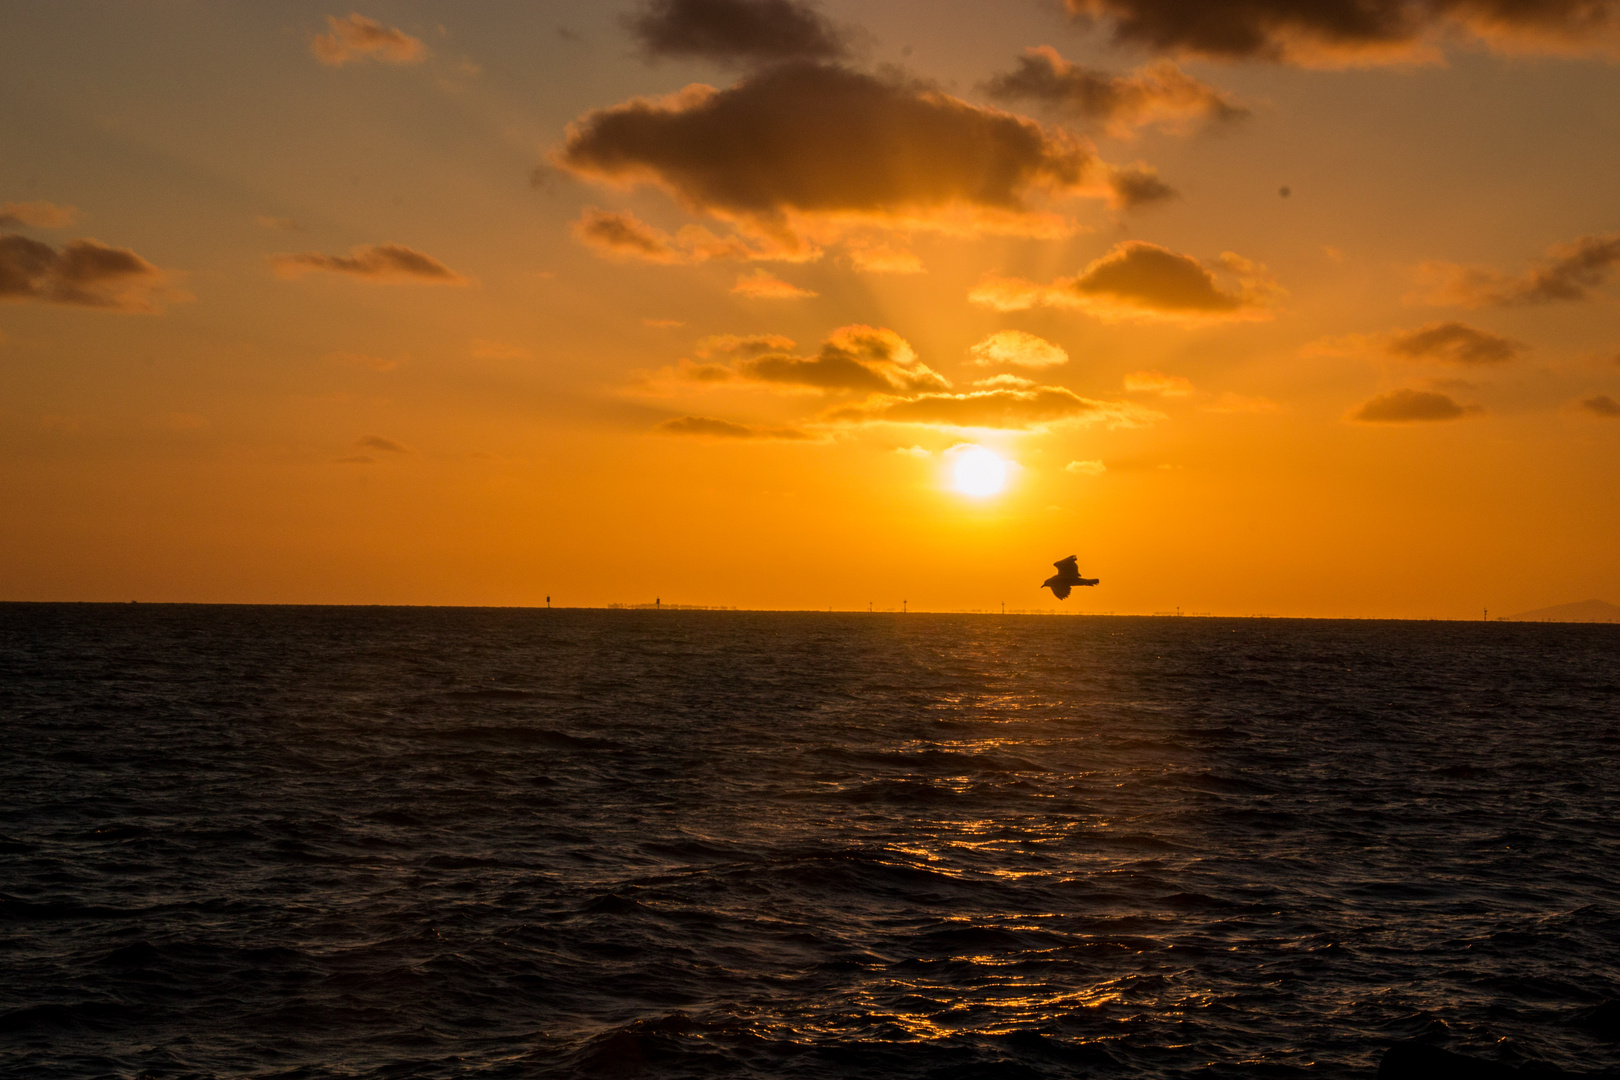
[2,0,1618,616]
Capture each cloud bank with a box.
[312,13,426,66]
[1063,0,1620,65]
[0,234,180,312]
[830,385,1155,430]
[628,0,847,64]
[674,324,950,393]
[656,414,812,438]
[969,241,1278,322]
[270,244,467,284]
[732,269,816,298]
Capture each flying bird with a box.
[1042,556,1098,600]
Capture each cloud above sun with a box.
[1350,387,1481,422]
[555,62,1121,265]
[968,330,1069,370]
[970,241,1279,322]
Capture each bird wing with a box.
[1053,555,1079,574]
[1047,581,1071,600]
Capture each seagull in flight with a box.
[1042,556,1099,600]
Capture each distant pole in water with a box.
[1002,600,1005,615]
[1484,607,1488,622]
[903,599,907,613]
[546,596,551,609]
[656,597,660,610]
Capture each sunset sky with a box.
[3,0,1618,616]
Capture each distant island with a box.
[1505,599,1620,623]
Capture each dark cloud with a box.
[1351,387,1477,422]
[311,13,425,66]
[1386,321,1526,364]
[270,244,467,284]
[829,385,1154,430]
[1063,0,1620,65]
[655,414,812,438]
[1107,164,1178,210]
[1417,232,1620,307]
[0,234,178,312]
[356,435,408,453]
[0,201,78,229]
[969,240,1277,322]
[684,324,950,393]
[628,0,847,64]
[1581,393,1620,417]
[984,49,1247,135]
[556,62,1097,247]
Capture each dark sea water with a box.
[2,604,1618,1079]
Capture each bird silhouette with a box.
[1042,556,1099,600]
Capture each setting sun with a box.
[952,447,1007,497]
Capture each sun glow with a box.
[952,446,1007,497]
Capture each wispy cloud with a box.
[0,234,184,312]
[985,48,1247,137]
[270,244,467,284]
[311,13,426,66]
[969,330,1068,370]
[0,201,78,229]
[1415,232,1620,307]
[731,269,816,298]
[655,414,813,439]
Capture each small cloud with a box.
[1205,392,1281,413]
[895,445,931,457]
[970,241,1278,323]
[655,414,812,439]
[0,201,79,229]
[356,434,408,453]
[1065,459,1106,475]
[1414,232,1620,308]
[1107,163,1178,211]
[845,241,925,274]
[332,351,404,372]
[270,244,467,284]
[732,269,816,299]
[311,13,426,66]
[968,329,1068,369]
[628,0,849,65]
[1123,369,1194,396]
[0,234,184,312]
[1581,394,1620,418]
[1323,245,1346,263]
[984,49,1247,137]
[1386,321,1526,364]
[1350,388,1479,423]
[470,338,531,359]
[256,215,301,231]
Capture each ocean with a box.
[2,603,1617,1078]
